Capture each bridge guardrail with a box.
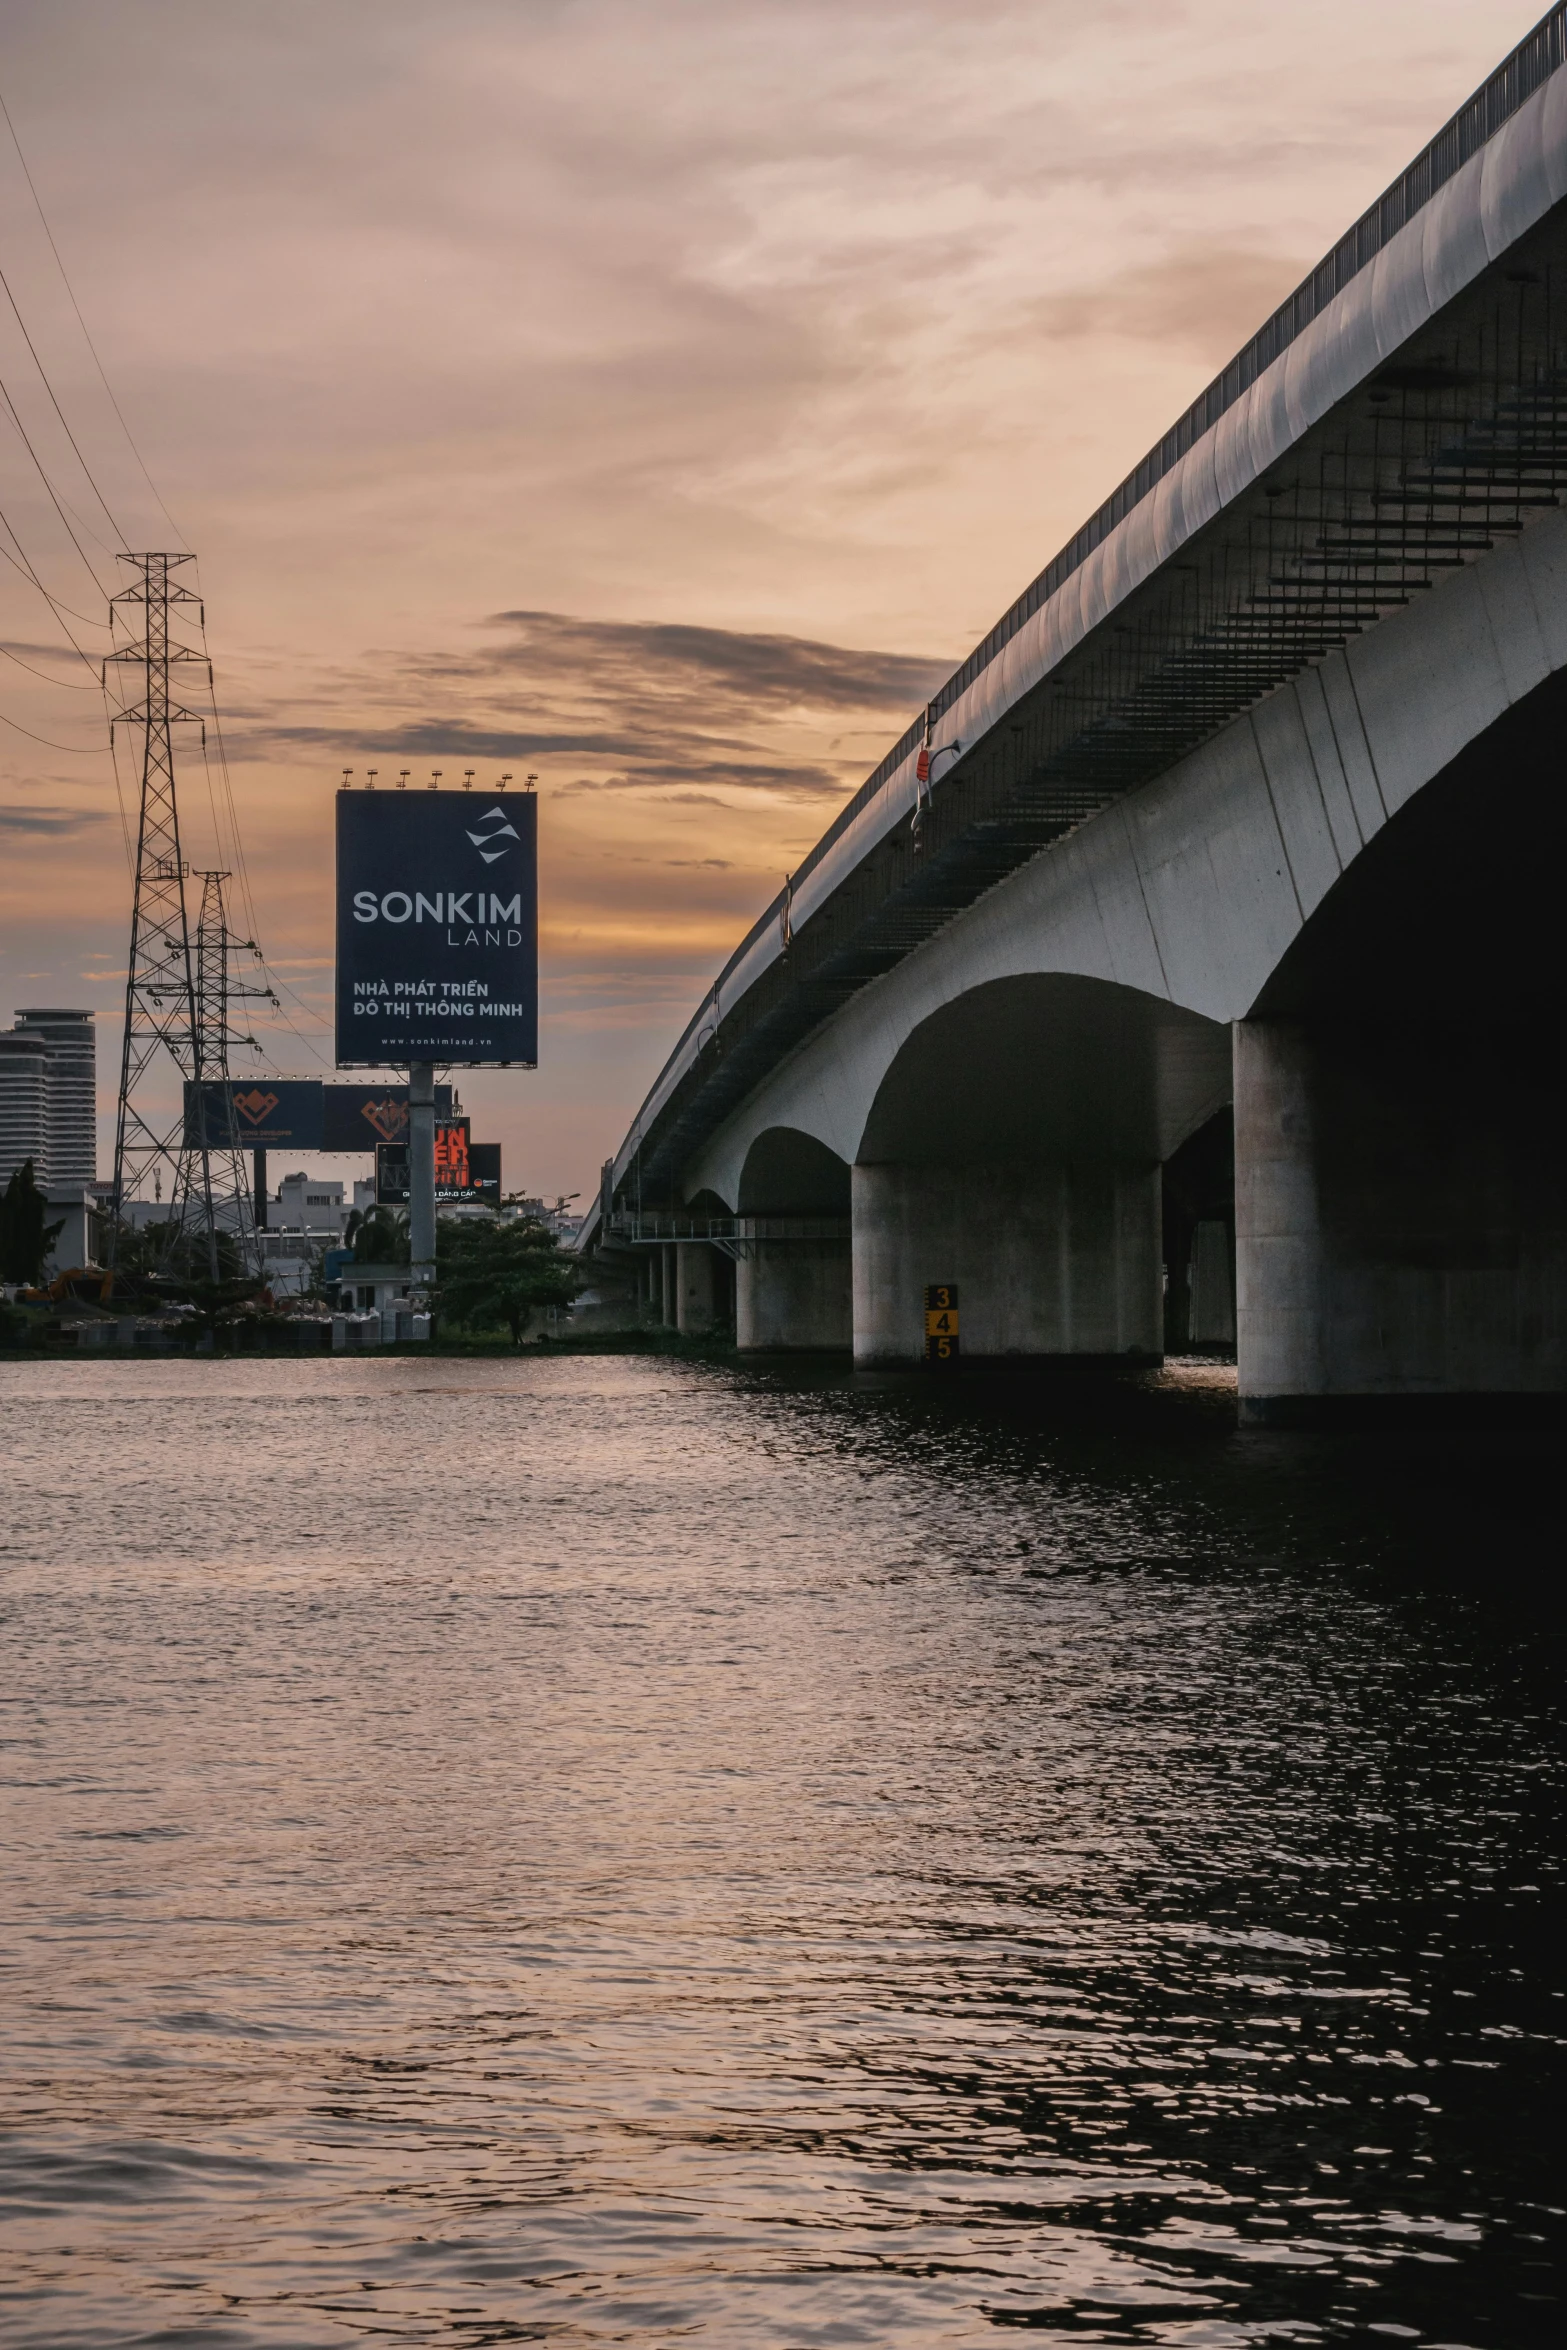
[585,4,1567,1248]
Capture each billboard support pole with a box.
[409,1059,437,1286]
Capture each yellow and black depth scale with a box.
[924,1284,959,1367]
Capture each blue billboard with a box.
[185,1079,324,1148]
[186,1080,453,1151]
[336,790,538,1067]
[320,1083,453,1151]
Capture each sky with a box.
[0,0,1548,1203]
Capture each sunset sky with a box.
[0,0,1545,1201]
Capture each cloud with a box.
[481,610,946,713]
[0,803,107,835]
[555,763,841,797]
[228,608,949,802]
[1028,245,1313,370]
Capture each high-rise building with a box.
[0,1011,97,1190]
[0,1032,50,1187]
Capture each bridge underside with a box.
[599,669,1566,1415]
[632,212,1567,1205]
[591,33,1567,1415]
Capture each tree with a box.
[436,1212,581,1345]
[345,1204,409,1264]
[110,1217,246,1288]
[0,1161,64,1285]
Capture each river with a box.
[0,1353,1561,2346]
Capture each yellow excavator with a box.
[21,1266,116,1307]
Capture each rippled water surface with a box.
[0,1353,1562,2347]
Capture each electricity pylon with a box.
[191,868,274,1264]
[104,552,239,1276]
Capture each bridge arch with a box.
[684,508,1567,1212]
[856,975,1229,1169]
[851,975,1229,1364]
[736,1127,851,1215]
[723,1127,853,1354]
[671,517,1567,1394]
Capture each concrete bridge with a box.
[582,10,1567,1419]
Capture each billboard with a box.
[376,1123,501,1206]
[185,1079,324,1148]
[336,790,537,1066]
[321,1083,453,1151]
[186,1080,452,1152]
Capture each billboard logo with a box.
[468,806,519,865]
[231,1087,281,1128]
[360,1096,409,1143]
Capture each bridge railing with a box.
[606,1213,851,1262]
[588,3,1567,1241]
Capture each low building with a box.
[326,1260,415,1315]
[265,1172,376,1232]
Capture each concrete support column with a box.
[736,1240,852,1352]
[675,1242,718,1334]
[1234,1017,1567,1417]
[1233,1022,1324,1404]
[408,1059,436,1284]
[852,1160,1161,1367]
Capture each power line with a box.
[0,254,125,545]
[0,639,100,687]
[0,364,113,589]
[0,79,184,550]
[0,701,111,751]
[0,90,305,1090]
[102,685,136,873]
[0,498,110,651]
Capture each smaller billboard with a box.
[376,1123,501,1206]
[321,1083,453,1152]
[184,1079,324,1149]
[186,1080,454,1153]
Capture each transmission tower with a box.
[192,869,274,1262]
[104,552,237,1276]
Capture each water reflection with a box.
[0,1354,1560,2346]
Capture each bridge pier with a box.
[736,1240,852,1351]
[1235,1018,1566,1420]
[851,1161,1162,1367]
[676,1241,720,1335]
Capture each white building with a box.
[263,1172,377,1234]
[0,1009,96,1191]
[258,1174,379,1296]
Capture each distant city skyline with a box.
[0,0,1543,1196]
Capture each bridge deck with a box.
[589,5,1567,1232]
